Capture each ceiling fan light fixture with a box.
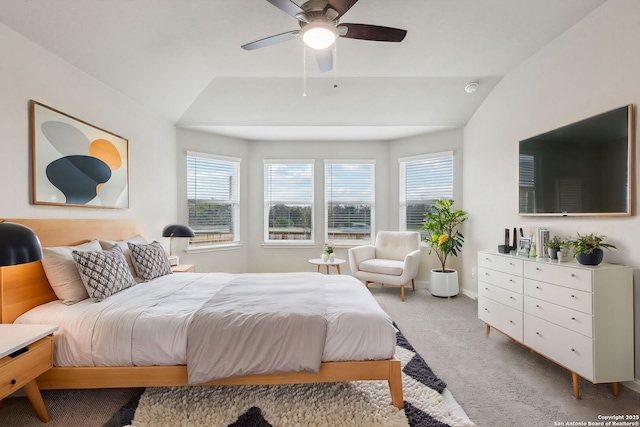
[301,21,338,50]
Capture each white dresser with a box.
[477,251,634,398]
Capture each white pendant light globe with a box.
[301,21,338,50]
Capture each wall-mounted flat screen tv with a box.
[519,105,634,216]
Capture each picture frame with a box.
[518,237,531,257]
[30,101,129,209]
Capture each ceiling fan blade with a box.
[338,23,407,42]
[326,0,359,18]
[315,47,333,72]
[266,0,305,18]
[241,30,299,50]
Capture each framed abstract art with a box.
[30,101,129,209]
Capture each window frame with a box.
[263,159,315,245]
[324,160,375,245]
[186,151,241,250]
[399,151,454,235]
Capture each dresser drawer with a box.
[478,296,523,342]
[524,314,593,380]
[478,253,523,276]
[479,283,522,311]
[524,279,592,315]
[0,336,53,399]
[523,262,592,292]
[478,267,523,293]
[524,296,592,338]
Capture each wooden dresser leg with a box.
[485,323,491,337]
[611,382,619,397]
[572,372,581,399]
[23,379,50,422]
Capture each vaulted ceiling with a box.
[0,0,607,140]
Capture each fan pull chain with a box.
[333,42,338,88]
[302,44,307,97]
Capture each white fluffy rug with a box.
[124,330,475,427]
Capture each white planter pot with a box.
[429,268,459,297]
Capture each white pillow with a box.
[99,235,147,282]
[41,240,103,305]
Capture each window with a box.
[399,152,453,232]
[187,152,240,247]
[325,161,374,243]
[264,161,314,243]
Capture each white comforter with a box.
[15,272,396,382]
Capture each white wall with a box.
[463,0,640,379]
[0,23,176,242]
[175,128,464,284]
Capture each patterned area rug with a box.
[105,327,475,427]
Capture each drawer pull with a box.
[536,332,540,335]
[536,267,541,271]
[485,287,489,291]
[509,279,515,283]
[484,308,489,311]
[571,317,576,321]
[485,257,490,261]
[485,272,490,276]
[571,348,575,352]
[509,262,515,266]
[509,320,515,324]
[509,296,515,300]
[536,286,541,289]
[10,379,16,385]
[570,274,576,277]
[571,295,575,298]
[535,304,540,308]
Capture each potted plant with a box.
[544,236,564,259]
[557,240,573,263]
[421,199,468,297]
[324,245,334,262]
[568,233,616,265]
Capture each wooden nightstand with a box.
[0,324,57,422]
[171,264,195,273]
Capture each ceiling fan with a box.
[241,0,407,72]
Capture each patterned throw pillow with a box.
[72,245,137,302]
[127,241,173,281]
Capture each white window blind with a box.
[187,152,240,246]
[325,161,374,243]
[264,161,314,242]
[399,152,453,232]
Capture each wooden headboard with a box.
[0,218,145,324]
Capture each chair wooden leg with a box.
[400,285,405,301]
[411,279,415,291]
[364,281,370,288]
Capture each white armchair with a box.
[348,231,421,301]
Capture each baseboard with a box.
[622,379,640,394]
[460,288,478,300]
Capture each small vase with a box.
[322,253,328,262]
[548,248,559,259]
[329,253,335,262]
[576,249,603,265]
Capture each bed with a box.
[0,218,404,408]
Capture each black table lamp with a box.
[0,221,43,266]
[162,224,195,256]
